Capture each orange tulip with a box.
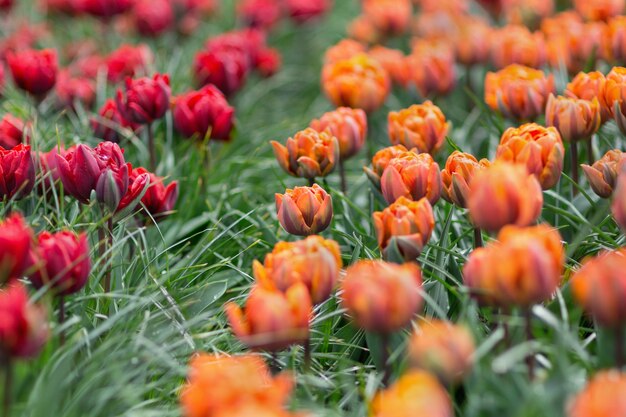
[546,22,611,74]
[387,101,450,155]
[373,196,434,262]
[574,0,624,22]
[412,11,460,41]
[364,144,411,189]
[541,12,584,39]
[440,151,490,208]
[545,94,601,142]
[407,40,456,97]
[214,404,308,417]
[310,107,367,160]
[503,0,554,28]
[468,162,543,233]
[490,25,547,69]
[455,16,492,66]
[322,53,390,113]
[610,16,626,63]
[362,0,412,36]
[407,320,475,384]
[323,39,366,65]
[381,151,441,205]
[341,260,422,333]
[571,249,626,327]
[496,123,565,190]
[581,149,625,197]
[485,64,555,121]
[418,0,469,14]
[568,371,626,417]
[271,128,338,179]
[253,235,342,304]
[368,46,410,87]
[566,71,610,123]
[275,184,333,236]
[611,167,626,231]
[348,15,382,45]
[370,370,453,417]
[604,66,626,133]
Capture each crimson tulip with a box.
[0,213,32,285]
[116,73,171,125]
[7,48,57,97]
[92,99,140,143]
[172,85,235,141]
[0,114,26,149]
[0,144,35,200]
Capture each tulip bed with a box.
[3,0,626,416]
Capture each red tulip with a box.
[132,167,178,221]
[116,166,150,214]
[92,99,140,143]
[55,70,96,110]
[105,44,153,84]
[7,48,57,97]
[80,0,133,20]
[285,0,332,23]
[37,147,64,192]
[0,213,32,285]
[0,114,26,149]
[255,48,281,78]
[193,48,249,96]
[134,0,174,37]
[0,0,13,12]
[0,144,35,201]
[116,73,171,125]
[172,85,235,141]
[237,0,281,29]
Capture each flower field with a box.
[1,0,626,416]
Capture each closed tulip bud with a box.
[568,371,626,417]
[130,167,178,221]
[612,169,626,231]
[0,144,35,200]
[225,282,312,351]
[92,99,140,143]
[27,231,90,296]
[271,128,338,179]
[371,370,453,417]
[381,152,441,205]
[193,48,249,96]
[323,39,366,66]
[310,107,367,160]
[105,44,153,84]
[0,213,32,285]
[254,235,341,304]
[80,0,133,20]
[574,0,624,22]
[364,144,410,189]
[440,152,490,208]
[0,283,48,359]
[341,260,422,333]
[275,184,332,236]
[388,101,450,155]
[407,40,456,98]
[485,64,555,121]
[571,249,626,327]
[0,114,26,149]
[545,94,601,142]
[407,320,475,385]
[322,53,390,113]
[134,0,174,37]
[496,123,565,189]
[362,0,411,36]
[7,48,57,98]
[285,0,332,24]
[491,25,547,69]
[581,149,625,197]
[368,46,409,87]
[373,197,434,262]
[95,166,130,212]
[173,85,235,141]
[116,73,171,125]
[468,162,543,232]
[565,71,610,123]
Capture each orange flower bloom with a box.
[610,16,626,63]
[485,64,555,121]
[454,16,492,66]
[546,22,611,74]
[253,235,342,304]
[417,0,469,14]
[322,53,390,113]
[214,404,307,417]
[612,168,626,231]
[412,11,460,41]
[370,370,453,417]
[503,0,554,28]
[341,260,422,333]
[362,0,412,36]
[381,151,441,205]
[407,40,456,97]
[364,144,411,188]
[373,196,434,262]
[323,39,366,65]
[407,320,475,384]
[310,107,367,160]
[271,128,338,179]
[180,353,294,417]
[541,11,583,39]
[574,0,624,22]
[275,184,332,236]
[468,162,543,232]
[604,66,626,133]
[496,123,565,190]
[545,94,601,142]
[348,15,382,45]
[368,46,410,87]
[571,249,626,327]
[441,151,490,208]
[490,25,547,69]
[387,101,450,155]
[566,71,610,123]
[581,149,625,197]
[568,371,626,417]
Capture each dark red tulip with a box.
[37,147,64,191]
[43,0,84,16]
[0,213,32,285]
[0,114,26,149]
[27,231,91,296]
[0,0,14,13]
[80,0,133,20]
[55,70,96,110]
[105,44,153,83]
[134,0,174,37]
[192,48,248,96]
[172,85,235,141]
[237,0,281,29]
[116,73,171,125]
[116,166,149,213]
[285,0,332,23]
[7,48,58,97]
[0,144,35,200]
[255,48,281,78]
[92,99,140,143]
[133,167,178,221]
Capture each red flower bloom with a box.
[0,144,35,200]
[0,213,32,285]
[105,44,153,84]
[285,0,332,23]
[237,0,281,29]
[193,48,249,96]
[133,0,174,37]
[92,99,140,143]
[0,114,26,149]
[55,70,96,110]
[7,48,57,97]
[132,167,178,221]
[80,0,133,20]
[172,85,235,141]
[116,73,171,125]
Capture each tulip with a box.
[568,371,626,417]
[55,71,96,110]
[116,73,171,125]
[275,184,333,236]
[455,16,492,67]
[574,0,624,22]
[172,85,235,141]
[419,0,468,13]
[237,0,282,29]
[373,196,434,262]
[368,46,410,87]
[490,25,547,69]
[467,162,543,233]
[407,40,456,98]
[503,0,554,28]
[7,48,57,98]
[545,95,601,143]
[363,144,410,189]
[130,167,178,222]
[603,67,626,136]
[440,151,490,208]
[321,53,390,113]
[310,107,367,161]
[255,48,281,78]
[0,0,12,12]
[92,99,140,143]
[545,22,610,75]
[485,64,555,121]
[412,11,459,41]
[496,123,565,190]
[323,39,366,66]
[581,149,625,197]
[214,405,306,417]
[0,144,35,201]
[612,169,626,232]
[225,281,312,351]
[284,0,332,24]
[254,235,341,304]
[105,44,153,83]
[610,16,626,63]
[115,167,150,215]
[271,128,338,181]
[565,71,610,123]
[133,0,174,37]
[407,320,475,385]
[362,0,411,36]
[193,48,249,96]
[37,147,64,193]
[347,15,382,45]
[370,371,453,417]
[380,151,441,205]
[0,114,26,149]
[80,0,133,20]
[0,213,32,285]
[387,101,449,155]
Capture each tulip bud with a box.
[407,320,475,385]
[565,71,610,123]
[80,0,133,20]
[271,128,338,179]
[341,260,422,333]
[363,144,410,189]
[0,114,26,149]
[388,101,450,155]
[545,94,601,142]
[468,162,543,233]
[7,48,57,97]
[92,99,140,143]
[0,144,35,201]
[407,40,456,98]
[441,151,490,208]
[490,25,547,69]
[373,196,434,262]
[485,64,555,121]
[116,73,171,125]
[371,371,453,417]
[310,108,367,161]
[254,235,341,304]
[255,48,281,78]
[275,184,332,236]
[173,85,235,142]
[131,167,178,222]
[285,0,332,24]
[105,44,153,83]
[362,0,411,36]
[95,166,130,212]
[496,123,565,190]
[225,282,312,351]
[581,149,625,198]
[0,213,32,285]
[321,53,390,113]
[567,371,626,417]
[134,0,174,37]
[574,0,624,22]
[381,152,441,205]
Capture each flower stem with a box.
[147,123,156,172]
[104,218,113,293]
[525,309,534,380]
[2,355,12,417]
[59,296,65,346]
[308,177,315,187]
[269,352,280,375]
[571,141,579,196]
[381,333,391,386]
[473,227,483,248]
[587,137,594,166]
[303,337,312,372]
[338,158,347,194]
[616,325,624,369]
